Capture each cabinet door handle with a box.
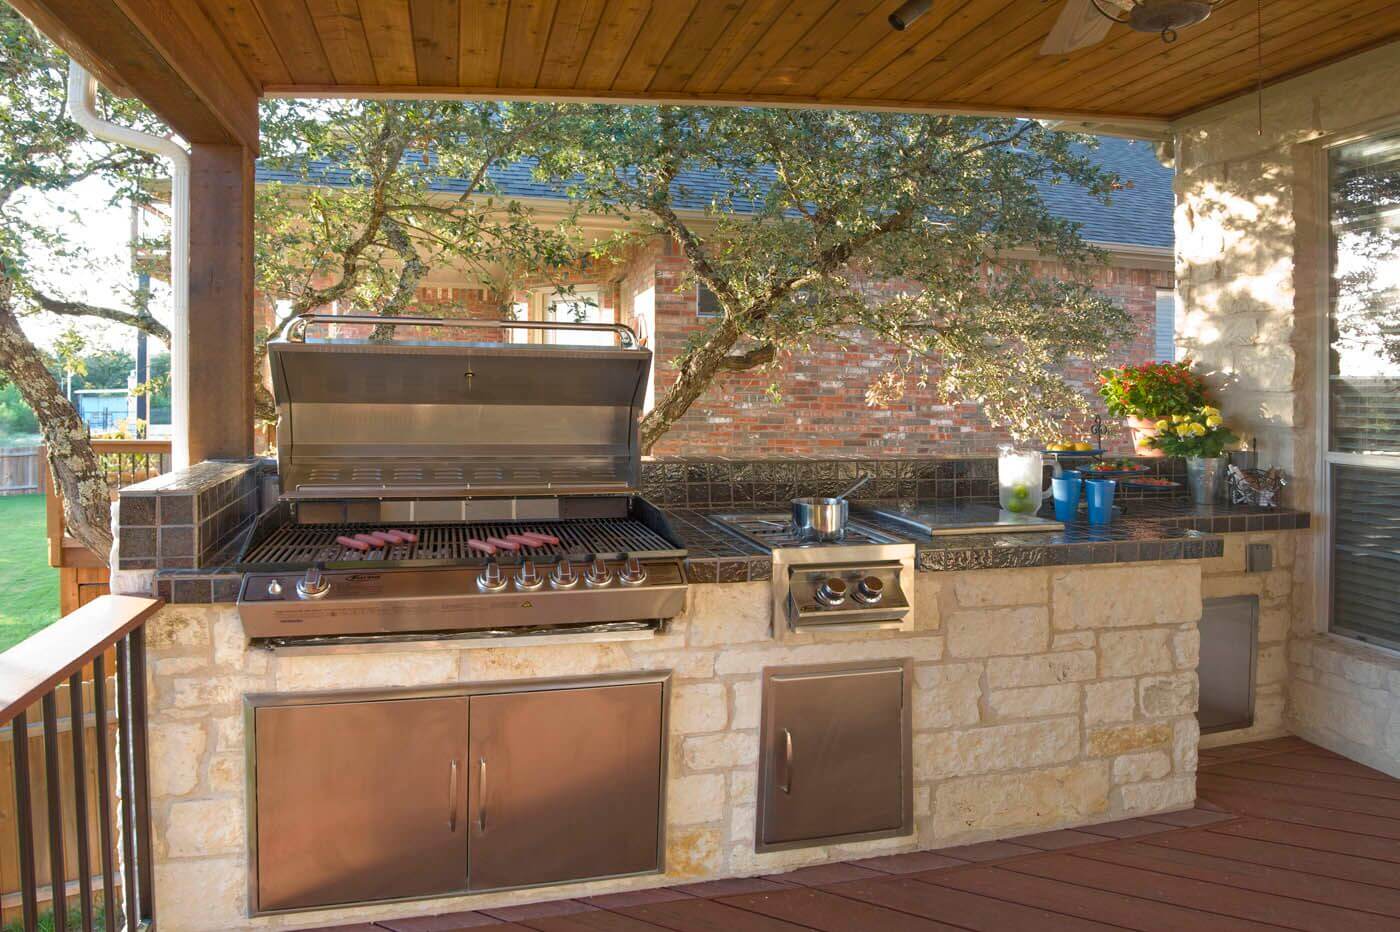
[447,759,459,832]
[477,756,488,833]
[781,728,794,795]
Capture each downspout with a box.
[67,61,191,471]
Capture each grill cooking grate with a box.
[242,518,677,567]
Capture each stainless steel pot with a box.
[790,497,849,541]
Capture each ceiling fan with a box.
[1040,0,1224,55]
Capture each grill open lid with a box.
[267,315,651,500]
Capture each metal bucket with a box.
[1186,456,1226,505]
[791,497,849,541]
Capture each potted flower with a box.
[1097,360,1208,455]
[1149,406,1239,503]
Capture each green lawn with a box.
[0,495,60,651]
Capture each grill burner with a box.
[243,518,678,567]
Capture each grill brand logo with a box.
[346,574,381,582]
[520,600,534,608]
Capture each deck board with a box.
[325,737,1400,932]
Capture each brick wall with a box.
[629,238,1172,457]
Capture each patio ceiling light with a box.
[889,0,934,31]
[1088,0,1223,44]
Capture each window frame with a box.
[1317,127,1400,652]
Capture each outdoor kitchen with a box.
[104,312,1310,931]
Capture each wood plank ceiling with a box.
[183,1,1400,126]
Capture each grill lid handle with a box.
[275,313,639,348]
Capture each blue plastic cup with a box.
[1051,472,1082,522]
[1085,478,1117,526]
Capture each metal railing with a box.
[0,596,162,931]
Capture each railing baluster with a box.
[12,709,39,932]
[42,693,67,932]
[115,640,138,927]
[69,671,94,931]
[129,628,154,924]
[92,653,117,932]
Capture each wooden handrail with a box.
[88,439,173,455]
[0,596,162,727]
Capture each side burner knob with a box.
[296,563,330,599]
[618,556,647,586]
[516,559,544,591]
[551,559,580,589]
[585,558,612,587]
[477,559,507,593]
[814,577,848,607]
[853,575,884,605]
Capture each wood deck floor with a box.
[314,737,1400,931]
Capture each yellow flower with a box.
[1171,413,1186,424]
[1190,422,1207,436]
[1175,425,1191,437]
[1202,406,1221,417]
[1206,415,1223,427]
[1155,419,1170,430]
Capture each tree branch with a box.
[718,343,776,371]
[28,288,171,345]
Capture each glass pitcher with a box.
[997,444,1045,514]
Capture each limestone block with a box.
[630,649,715,680]
[1052,632,1095,652]
[730,804,756,845]
[687,582,772,646]
[730,679,762,730]
[1202,574,1264,600]
[666,826,721,879]
[1172,628,1201,670]
[210,714,243,753]
[1289,639,1314,667]
[672,683,728,734]
[154,856,245,932]
[465,644,629,681]
[1052,565,1201,629]
[1291,680,1386,747]
[1084,680,1137,726]
[206,753,243,795]
[1119,775,1195,816]
[278,651,459,691]
[1099,630,1175,678]
[155,656,206,676]
[170,676,243,710]
[1257,645,1289,686]
[164,797,243,857]
[933,762,1110,838]
[729,769,757,806]
[714,637,943,676]
[1259,605,1290,644]
[913,574,943,630]
[1139,674,1199,718]
[1113,750,1172,785]
[1204,537,1247,575]
[1174,718,1201,772]
[987,684,1079,720]
[915,719,1078,780]
[144,608,213,651]
[952,569,1048,608]
[683,733,757,772]
[912,662,983,730]
[986,651,1096,689]
[946,607,1049,658]
[149,721,207,797]
[211,613,251,667]
[669,773,726,825]
[1088,722,1173,757]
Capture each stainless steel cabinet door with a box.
[759,662,911,849]
[254,697,470,911]
[467,682,664,891]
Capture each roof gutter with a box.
[66,61,191,472]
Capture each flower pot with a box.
[1125,416,1166,457]
[1186,456,1227,505]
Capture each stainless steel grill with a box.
[243,518,679,566]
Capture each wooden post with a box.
[186,144,255,462]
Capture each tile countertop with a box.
[668,500,1311,582]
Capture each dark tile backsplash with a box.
[118,459,265,572]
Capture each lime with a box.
[1011,483,1030,500]
[1005,499,1032,513]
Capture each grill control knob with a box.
[551,559,580,589]
[853,575,884,605]
[266,579,283,597]
[296,564,330,599]
[585,558,612,587]
[814,577,848,607]
[477,559,507,593]
[619,556,647,586]
[516,560,544,591]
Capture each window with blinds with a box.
[1154,290,1176,362]
[1326,131,1400,650]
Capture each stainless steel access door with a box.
[253,697,470,911]
[466,682,665,891]
[758,661,912,850]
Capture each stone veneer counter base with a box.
[145,559,1217,932]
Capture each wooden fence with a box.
[46,440,174,616]
[0,447,42,497]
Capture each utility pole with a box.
[130,200,149,428]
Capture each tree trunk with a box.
[639,315,743,453]
[0,280,113,560]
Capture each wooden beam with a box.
[8,0,260,150]
[187,144,256,462]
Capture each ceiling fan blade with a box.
[1040,0,1115,55]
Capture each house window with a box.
[697,283,722,317]
[1154,289,1176,362]
[1324,130,1400,650]
[509,287,614,346]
